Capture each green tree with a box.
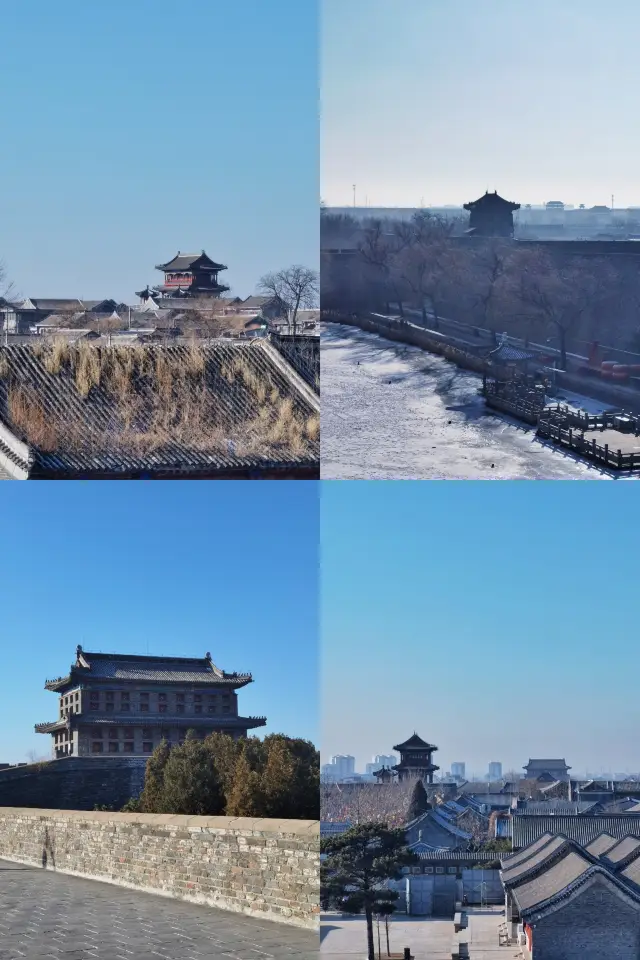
[321,823,418,960]
[226,748,264,816]
[138,738,171,813]
[406,779,430,822]
[160,738,224,815]
[260,735,320,819]
[202,731,243,802]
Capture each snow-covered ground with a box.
[321,324,625,480]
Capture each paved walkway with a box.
[321,907,520,960]
[0,861,317,960]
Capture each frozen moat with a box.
[321,324,621,480]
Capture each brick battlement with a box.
[0,808,319,929]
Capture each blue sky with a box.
[321,481,640,777]
[0,0,318,302]
[0,482,318,764]
[322,0,640,208]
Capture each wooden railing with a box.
[537,417,640,471]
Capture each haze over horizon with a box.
[321,482,640,775]
[322,0,640,209]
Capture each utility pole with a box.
[353,184,356,208]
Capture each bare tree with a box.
[358,219,408,316]
[511,249,616,369]
[259,265,319,335]
[393,212,462,326]
[321,780,415,827]
[188,296,232,339]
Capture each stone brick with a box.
[0,808,319,930]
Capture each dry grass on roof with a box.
[0,339,319,461]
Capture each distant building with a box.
[137,250,230,301]
[374,733,439,783]
[488,761,503,781]
[322,755,356,781]
[35,646,266,759]
[463,190,520,238]
[366,754,397,776]
[524,759,572,783]
[451,762,466,780]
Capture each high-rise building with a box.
[328,755,356,779]
[451,762,466,780]
[488,761,503,781]
[365,754,397,775]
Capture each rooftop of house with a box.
[463,190,521,212]
[512,814,640,850]
[501,832,640,922]
[45,647,253,692]
[525,759,571,769]
[515,800,598,816]
[0,340,319,479]
[584,833,619,857]
[155,251,226,273]
[393,733,439,753]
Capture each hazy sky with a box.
[321,481,640,777]
[0,483,318,765]
[0,0,318,302]
[322,0,640,209]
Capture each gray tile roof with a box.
[0,341,319,478]
[81,651,250,685]
[621,857,640,887]
[515,800,598,815]
[501,833,557,869]
[45,650,254,691]
[511,850,592,912]
[156,252,226,272]
[584,833,619,857]
[270,334,319,393]
[602,836,640,867]
[513,815,640,849]
[502,836,568,886]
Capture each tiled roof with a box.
[511,850,593,913]
[516,800,598,815]
[584,833,619,857]
[501,833,555,870]
[524,759,570,770]
[458,780,517,795]
[270,334,319,393]
[488,343,535,362]
[156,252,226,272]
[0,341,319,478]
[501,836,568,886]
[513,815,640,849]
[79,650,250,684]
[44,650,254,691]
[393,733,438,751]
[602,836,640,867]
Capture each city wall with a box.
[0,756,147,810]
[0,808,319,929]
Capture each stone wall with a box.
[0,808,319,929]
[530,881,640,960]
[0,757,147,810]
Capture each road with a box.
[321,324,618,480]
[0,860,317,960]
